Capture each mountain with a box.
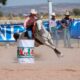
[1,3,80,15]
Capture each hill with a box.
[1,3,80,15]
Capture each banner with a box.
[1,20,80,42]
[0,24,26,42]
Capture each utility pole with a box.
[48,0,53,32]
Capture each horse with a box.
[13,20,63,57]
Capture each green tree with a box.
[7,12,13,19]
[0,0,7,5]
[73,8,80,16]
[0,11,3,17]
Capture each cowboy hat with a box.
[51,12,56,16]
[30,9,37,14]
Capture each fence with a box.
[0,20,80,48]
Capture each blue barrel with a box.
[43,21,49,31]
[70,20,80,39]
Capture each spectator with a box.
[61,11,73,48]
[49,12,59,47]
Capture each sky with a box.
[6,0,80,6]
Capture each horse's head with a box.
[13,33,20,41]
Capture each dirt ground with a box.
[0,44,80,80]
